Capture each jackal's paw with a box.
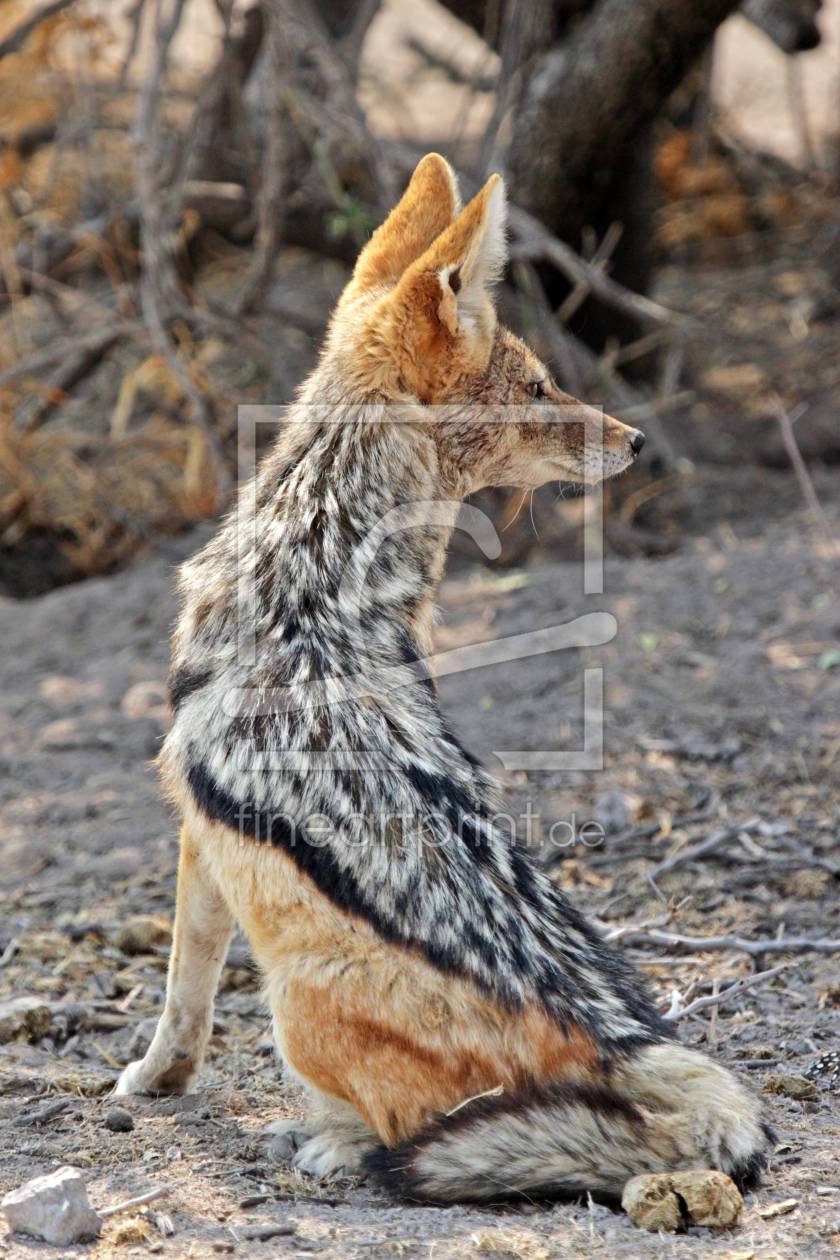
[290,1131,378,1180]
[265,1125,312,1165]
[114,1058,195,1096]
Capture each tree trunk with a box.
[506,0,741,252]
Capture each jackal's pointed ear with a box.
[350,154,461,292]
[391,172,507,341]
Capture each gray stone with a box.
[0,996,52,1045]
[1,1167,102,1244]
[103,1107,135,1133]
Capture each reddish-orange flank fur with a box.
[116,155,771,1203]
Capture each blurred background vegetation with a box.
[0,0,838,596]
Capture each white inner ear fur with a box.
[437,179,507,336]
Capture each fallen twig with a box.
[99,1188,170,1219]
[616,930,840,957]
[757,1198,799,1220]
[233,1224,296,1242]
[663,964,792,1022]
[618,471,684,528]
[9,1099,72,1127]
[648,820,760,880]
[238,1192,350,1209]
[598,897,690,944]
[771,393,839,555]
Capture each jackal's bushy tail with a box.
[363,1045,771,1204]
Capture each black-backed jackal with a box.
[116,155,770,1203]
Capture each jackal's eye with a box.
[525,380,546,398]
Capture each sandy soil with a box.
[1,492,839,1258]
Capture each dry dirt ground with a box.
[1,484,840,1259]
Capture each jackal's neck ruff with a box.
[163,155,661,1054]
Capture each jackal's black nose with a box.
[629,430,646,454]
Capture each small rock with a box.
[117,915,172,956]
[103,1107,135,1133]
[622,1170,742,1232]
[0,996,52,1045]
[763,1072,819,1101]
[0,1167,102,1245]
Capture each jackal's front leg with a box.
[116,826,234,1095]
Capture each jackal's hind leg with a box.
[115,829,234,1095]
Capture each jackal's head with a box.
[324,154,644,492]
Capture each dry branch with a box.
[648,819,760,879]
[0,0,76,62]
[128,0,233,507]
[0,321,143,393]
[14,268,121,322]
[510,258,584,397]
[99,1189,170,1219]
[507,204,685,330]
[131,0,192,325]
[662,963,792,1022]
[476,0,554,176]
[616,930,840,957]
[771,393,839,555]
[338,0,383,75]
[556,221,623,324]
[597,898,690,944]
[236,6,292,315]
[118,0,148,87]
